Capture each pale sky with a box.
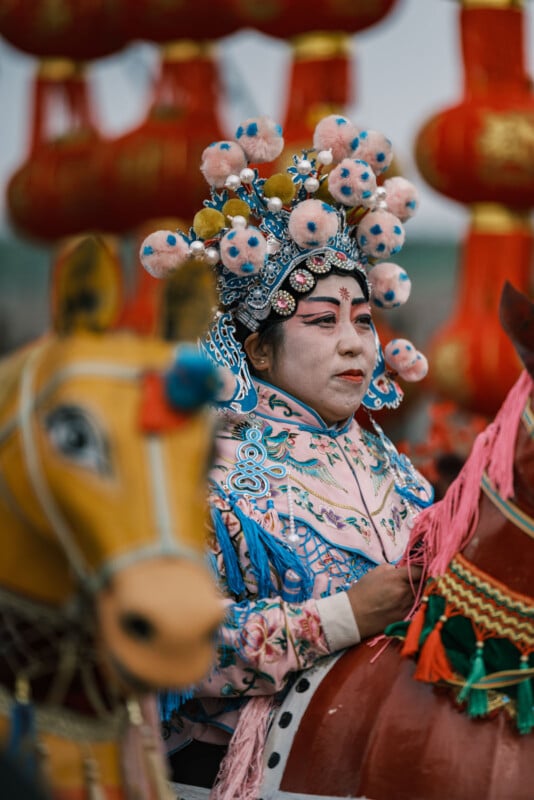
[1,0,533,240]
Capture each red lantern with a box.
[414,3,534,415]
[114,0,399,44]
[7,59,103,242]
[0,0,128,60]
[415,8,534,209]
[230,0,399,39]
[281,32,354,153]
[93,41,225,234]
[121,0,240,43]
[430,206,528,415]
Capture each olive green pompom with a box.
[222,198,251,223]
[315,175,336,205]
[263,174,296,204]
[193,208,225,239]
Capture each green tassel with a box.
[458,641,488,718]
[516,655,534,735]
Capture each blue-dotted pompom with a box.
[288,199,339,249]
[327,158,377,208]
[357,210,405,259]
[165,345,221,410]
[355,130,393,175]
[368,262,411,309]
[235,116,284,163]
[385,338,428,382]
[312,115,360,163]
[220,225,267,276]
[140,229,190,278]
[200,140,247,188]
[383,176,419,222]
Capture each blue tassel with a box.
[7,679,38,777]
[517,655,534,735]
[231,504,313,601]
[232,505,273,597]
[458,641,488,718]
[211,505,246,597]
[159,687,195,722]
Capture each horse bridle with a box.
[5,340,204,594]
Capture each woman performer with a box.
[140,114,433,795]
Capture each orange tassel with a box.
[414,616,454,683]
[401,597,428,657]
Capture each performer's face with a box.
[254,274,376,425]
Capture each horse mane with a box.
[404,370,533,580]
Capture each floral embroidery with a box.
[240,612,286,666]
[343,435,367,469]
[310,434,342,467]
[319,506,345,530]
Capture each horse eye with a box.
[45,406,111,475]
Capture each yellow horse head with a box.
[0,236,223,695]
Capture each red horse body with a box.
[259,283,534,800]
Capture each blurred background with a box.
[1,0,533,484]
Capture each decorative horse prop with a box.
[258,282,534,800]
[0,237,223,799]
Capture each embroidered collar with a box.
[253,379,354,438]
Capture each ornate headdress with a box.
[140,114,428,414]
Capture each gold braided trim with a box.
[445,665,534,691]
[480,472,534,540]
[437,554,534,648]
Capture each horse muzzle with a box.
[95,556,224,691]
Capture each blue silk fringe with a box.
[228,503,314,601]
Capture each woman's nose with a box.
[338,322,362,355]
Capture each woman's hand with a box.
[347,564,422,640]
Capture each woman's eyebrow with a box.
[300,296,368,306]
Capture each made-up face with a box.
[249,273,377,425]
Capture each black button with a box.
[267,752,281,769]
[278,711,293,728]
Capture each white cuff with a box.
[316,591,361,651]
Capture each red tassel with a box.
[414,616,454,683]
[401,598,428,657]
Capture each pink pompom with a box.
[220,225,267,276]
[384,338,419,373]
[383,176,419,222]
[367,262,411,309]
[140,230,189,279]
[215,366,238,403]
[313,115,360,163]
[200,141,247,188]
[328,158,377,208]
[355,130,393,174]
[235,116,284,163]
[357,210,405,259]
[400,352,429,382]
[288,199,339,250]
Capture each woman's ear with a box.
[244,332,272,372]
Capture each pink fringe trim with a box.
[404,371,533,581]
[210,695,274,800]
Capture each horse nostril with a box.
[119,612,156,642]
